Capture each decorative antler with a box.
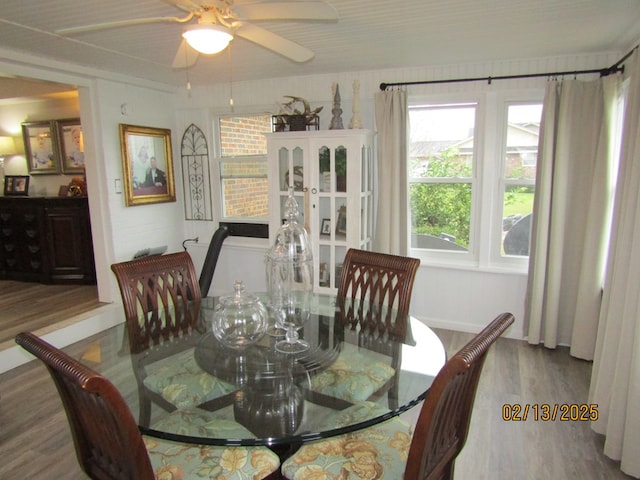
[279,96,323,116]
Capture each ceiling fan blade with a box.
[172,39,200,69]
[161,0,203,14]
[235,23,314,62]
[56,14,193,35]
[233,2,338,21]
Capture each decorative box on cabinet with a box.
[0,197,96,284]
[266,129,376,293]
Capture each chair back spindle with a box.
[111,251,202,354]
[337,248,420,337]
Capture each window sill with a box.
[414,255,528,276]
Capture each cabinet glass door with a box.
[267,130,375,294]
[277,146,306,226]
[315,144,349,291]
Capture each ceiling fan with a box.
[55,0,338,68]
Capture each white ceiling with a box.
[1,0,639,95]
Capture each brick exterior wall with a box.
[219,115,271,218]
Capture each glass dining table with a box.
[75,293,446,449]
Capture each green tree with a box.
[410,148,472,247]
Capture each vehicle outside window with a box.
[500,104,542,257]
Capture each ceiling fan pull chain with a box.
[228,45,234,112]
[185,43,192,95]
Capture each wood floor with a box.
[0,280,102,349]
[0,326,633,479]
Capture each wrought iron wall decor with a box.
[181,124,213,220]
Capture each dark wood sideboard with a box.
[0,196,96,284]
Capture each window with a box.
[409,94,542,270]
[215,114,272,223]
[500,104,542,258]
[409,104,476,253]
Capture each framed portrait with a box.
[4,175,30,196]
[22,121,61,175]
[119,123,175,206]
[321,218,331,235]
[57,118,85,174]
[336,205,347,235]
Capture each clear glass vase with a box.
[267,187,314,354]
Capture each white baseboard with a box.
[413,314,525,341]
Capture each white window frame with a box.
[408,94,483,268]
[212,112,271,226]
[408,89,543,273]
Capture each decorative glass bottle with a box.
[268,186,314,353]
[211,280,267,349]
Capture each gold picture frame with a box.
[22,121,61,175]
[57,118,85,174]
[119,124,175,206]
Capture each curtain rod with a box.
[379,45,638,91]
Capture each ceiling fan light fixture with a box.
[182,24,232,55]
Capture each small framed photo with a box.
[336,206,347,235]
[4,175,30,196]
[57,118,85,174]
[319,262,330,286]
[119,123,175,207]
[321,218,331,235]
[22,121,61,175]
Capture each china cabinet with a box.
[266,129,375,293]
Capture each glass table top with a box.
[74,294,446,447]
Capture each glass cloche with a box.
[211,280,268,349]
[267,187,314,353]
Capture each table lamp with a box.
[0,136,16,162]
[0,136,17,180]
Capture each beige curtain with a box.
[525,76,619,359]
[590,50,640,478]
[373,89,408,255]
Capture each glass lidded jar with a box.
[211,280,267,349]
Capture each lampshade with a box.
[0,136,16,156]
[182,24,233,55]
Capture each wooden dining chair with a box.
[309,248,420,407]
[282,312,514,480]
[111,251,235,425]
[337,248,421,335]
[14,332,280,480]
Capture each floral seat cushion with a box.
[319,400,392,429]
[143,349,236,409]
[281,402,413,479]
[309,343,396,402]
[145,409,280,479]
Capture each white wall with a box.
[80,78,186,302]
[0,55,187,304]
[176,51,620,340]
[1,49,623,340]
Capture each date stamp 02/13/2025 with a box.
[502,403,599,422]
